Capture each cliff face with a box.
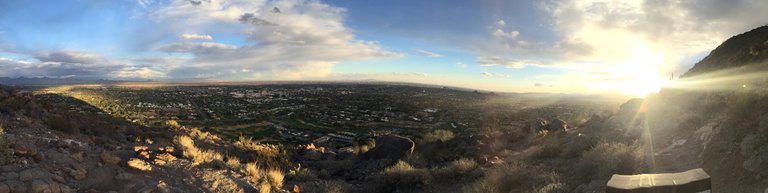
[684,26,768,77]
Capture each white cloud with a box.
[492,29,518,39]
[496,19,506,26]
[477,56,545,69]
[481,72,494,77]
[149,0,401,80]
[466,0,768,94]
[455,62,467,68]
[110,67,166,79]
[416,50,442,58]
[179,33,213,40]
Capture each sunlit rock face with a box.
[684,26,768,77]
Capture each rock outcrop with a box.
[363,135,414,160]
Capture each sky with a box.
[1,0,767,96]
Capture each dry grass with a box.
[319,180,350,193]
[463,162,562,193]
[226,156,242,170]
[422,129,455,142]
[431,158,481,183]
[165,120,181,128]
[267,169,285,189]
[383,161,432,191]
[258,181,271,193]
[234,135,289,168]
[174,135,223,165]
[244,162,263,182]
[574,142,645,183]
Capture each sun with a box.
[589,45,671,96]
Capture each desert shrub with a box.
[267,169,285,189]
[165,120,181,129]
[530,183,567,193]
[235,136,290,168]
[225,156,242,170]
[530,130,552,146]
[319,180,350,193]
[559,135,598,159]
[431,158,481,183]
[422,129,455,142]
[244,162,263,182]
[574,142,645,183]
[174,135,223,165]
[382,161,432,191]
[463,162,562,193]
[258,181,271,193]
[530,138,563,160]
[0,123,9,164]
[189,127,212,141]
[288,167,318,182]
[46,115,78,134]
[315,159,353,176]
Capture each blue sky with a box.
[1,0,767,95]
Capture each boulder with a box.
[740,133,765,157]
[744,144,768,172]
[0,183,8,193]
[4,180,25,193]
[12,145,37,159]
[529,118,549,132]
[127,158,152,172]
[65,167,87,181]
[363,135,414,160]
[548,118,568,131]
[19,168,51,181]
[100,151,121,165]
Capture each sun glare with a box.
[590,45,670,96]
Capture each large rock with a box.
[19,168,51,181]
[127,158,152,172]
[363,135,415,160]
[548,118,567,131]
[529,118,549,132]
[743,144,768,172]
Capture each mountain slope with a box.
[684,25,768,77]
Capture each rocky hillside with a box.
[683,25,768,77]
[641,25,768,192]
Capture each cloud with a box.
[149,0,401,80]
[0,50,169,79]
[481,72,494,77]
[455,62,467,68]
[35,51,102,64]
[477,56,545,68]
[492,29,518,39]
[179,33,213,40]
[496,19,506,26]
[534,83,543,87]
[416,50,442,58]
